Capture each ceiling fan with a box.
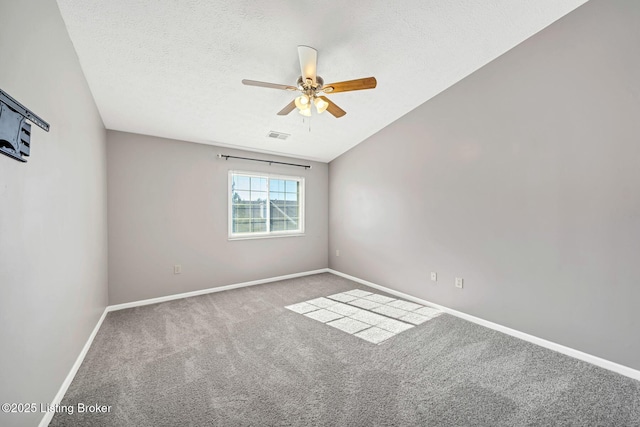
[242,46,377,118]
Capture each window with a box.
[228,171,305,239]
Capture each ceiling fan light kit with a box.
[242,45,377,120]
[294,94,309,111]
[299,105,311,117]
[294,94,328,116]
[314,97,328,114]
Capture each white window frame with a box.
[228,170,305,240]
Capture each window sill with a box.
[228,233,305,241]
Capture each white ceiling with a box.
[56,0,587,162]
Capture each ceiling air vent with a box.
[267,131,290,140]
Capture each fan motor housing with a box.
[297,76,324,91]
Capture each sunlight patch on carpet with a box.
[286,291,442,344]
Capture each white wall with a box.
[107,131,328,304]
[0,1,108,426]
[329,0,640,370]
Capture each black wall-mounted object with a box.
[0,88,50,162]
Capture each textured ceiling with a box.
[56,0,587,162]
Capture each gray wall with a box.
[0,1,108,426]
[107,131,328,304]
[329,0,640,370]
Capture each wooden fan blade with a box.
[297,45,318,84]
[277,100,297,116]
[319,96,346,118]
[323,77,377,94]
[242,79,297,91]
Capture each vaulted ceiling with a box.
[56,0,588,162]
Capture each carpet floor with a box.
[51,273,640,426]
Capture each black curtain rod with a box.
[217,154,311,169]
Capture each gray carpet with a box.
[50,273,640,426]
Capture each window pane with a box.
[233,219,251,233]
[285,192,298,201]
[270,179,285,192]
[270,219,286,232]
[250,191,267,202]
[251,220,267,233]
[285,205,298,217]
[234,190,250,202]
[233,175,250,190]
[233,205,251,219]
[271,202,289,217]
[270,191,285,201]
[252,202,267,219]
[249,204,257,218]
[270,206,283,219]
[285,180,298,193]
[285,218,299,230]
[251,177,267,192]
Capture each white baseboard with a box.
[39,307,109,427]
[108,269,330,312]
[39,268,329,426]
[41,266,636,427]
[328,269,640,381]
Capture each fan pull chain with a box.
[302,116,312,132]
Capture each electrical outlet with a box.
[430,272,437,282]
[174,264,182,274]
[455,277,463,289]
[336,249,340,257]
